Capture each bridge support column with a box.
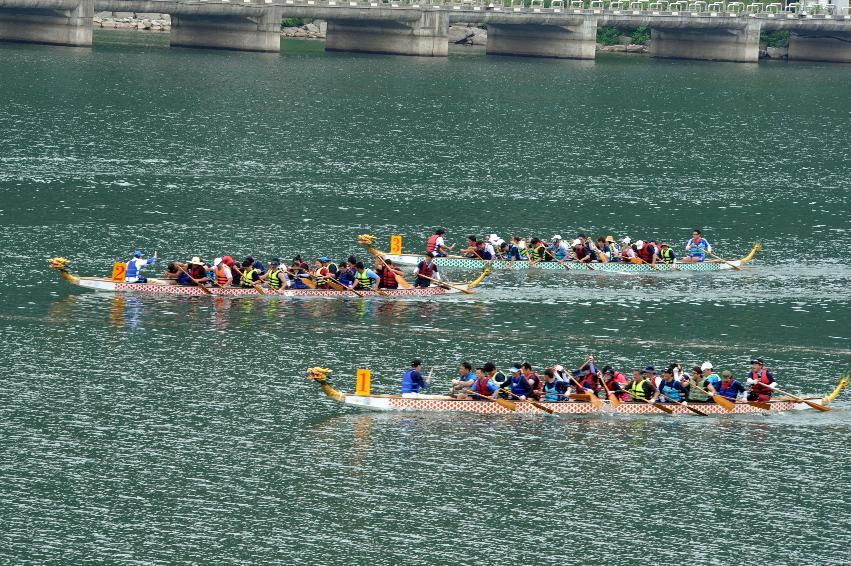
[650,21,761,63]
[485,20,597,59]
[0,0,93,47]
[788,32,851,63]
[325,11,449,57]
[170,9,282,52]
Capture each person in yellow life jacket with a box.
[239,258,259,288]
[627,367,656,402]
[258,258,286,290]
[351,261,380,291]
[659,243,677,266]
[313,257,337,289]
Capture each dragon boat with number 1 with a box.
[307,368,847,417]
[358,235,761,273]
[48,257,489,299]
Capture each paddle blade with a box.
[606,392,622,408]
[802,399,831,412]
[747,401,771,411]
[650,402,674,414]
[589,394,603,410]
[712,394,736,411]
[395,275,412,289]
[299,276,317,289]
[530,400,555,414]
[495,398,517,411]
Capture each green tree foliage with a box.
[597,26,622,46]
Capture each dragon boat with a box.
[358,235,761,273]
[48,258,488,299]
[307,368,847,417]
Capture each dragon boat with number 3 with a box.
[48,257,489,298]
[307,368,848,417]
[358,235,761,273]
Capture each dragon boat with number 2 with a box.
[48,257,489,298]
[358,235,761,273]
[307,368,848,417]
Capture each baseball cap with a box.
[410,358,422,367]
[552,235,562,241]
[133,249,143,257]
[642,365,656,375]
[750,358,764,365]
[701,362,713,371]
[636,240,645,250]
[622,237,631,244]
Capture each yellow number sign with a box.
[111,262,127,282]
[390,235,403,255]
[356,368,372,396]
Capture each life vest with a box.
[189,264,206,280]
[749,370,773,398]
[543,381,560,402]
[637,246,653,263]
[241,268,257,287]
[379,267,398,289]
[481,243,495,261]
[658,379,682,402]
[417,261,436,279]
[125,258,140,279]
[687,377,711,401]
[215,265,230,286]
[715,379,740,400]
[426,234,440,254]
[689,237,709,258]
[606,373,629,400]
[268,268,284,289]
[401,369,420,393]
[474,378,492,397]
[630,379,648,400]
[661,248,674,264]
[532,244,547,261]
[315,266,331,287]
[355,270,372,290]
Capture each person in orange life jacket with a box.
[468,367,499,399]
[521,362,542,400]
[746,358,777,402]
[376,258,404,289]
[602,365,630,402]
[413,255,441,288]
[426,228,454,258]
[401,359,431,397]
[652,366,688,403]
[182,257,210,286]
[125,249,155,283]
[450,361,476,395]
[709,370,747,401]
[499,365,533,400]
[541,369,568,402]
[212,257,233,287]
[460,235,482,259]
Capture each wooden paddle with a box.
[414,271,473,294]
[374,254,412,289]
[771,386,831,412]
[462,389,517,411]
[745,400,772,411]
[635,255,661,271]
[586,240,609,264]
[284,268,317,290]
[568,247,595,271]
[568,375,603,410]
[656,391,707,416]
[326,278,364,297]
[231,265,266,295]
[505,390,555,414]
[708,251,742,271]
[689,382,735,411]
[620,387,674,414]
[598,374,622,408]
[176,264,212,295]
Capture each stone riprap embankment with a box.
[95,12,171,31]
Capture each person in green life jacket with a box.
[709,370,747,401]
[351,261,380,292]
[685,365,712,403]
[652,366,688,403]
[659,242,677,266]
[257,258,286,290]
[626,367,656,402]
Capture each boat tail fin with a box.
[739,242,761,266]
[822,375,849,405]
[307,367,346,403]
[466,264,492,290]
[48,257,80,284]
[357,234,386,258]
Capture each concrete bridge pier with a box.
[325,10,449,56]
[650,20,761,63]
[170,8,282,52]
[0,0,93,46]
[788,32,851,63]
[486,19,597,59]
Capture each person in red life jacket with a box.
[413,255,441,288]
[459,235,483,259]
[635,240,656,264]
[467,367,499,400]
[709,370,747,401]
[571,239,592,263]
[376,258,404,289]
[574,367,601,397]
[746,358,777,402]
[450,361,475,396]
[602,365,630,402]
[521,362,542,400]
[425,228,454,258]
[183,257,210,286]
[499,365,533,400]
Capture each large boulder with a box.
[448,25,473,44]
[766,47,788,59]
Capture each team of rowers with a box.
[401,355,779,405]
[122,250,444,291]
[425,228,715,265]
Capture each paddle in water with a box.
[231,264,266,295]
[462,389,517,411]
[771,386,831,412]
[176,264,212,295]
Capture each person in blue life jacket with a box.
[541,369,568,402]
[548,235,570,261]
[709,370,747,401]
[683,228,713,263]
[700,361,722,396]
[466,367,499,399]
[337,257,358,287]
[652,366,688,403]
[401,359,431,397]
[499,365,533,400]
[125,249,155,283]
[450,361,476,396]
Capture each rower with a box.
[125,249,155,283]
[593,237,611,262]
[460,235,482,259]
[213,256,233,287]
[240,258,260,288]
[485,361,507,386]
[621,237,637,262]
[521,362,542,400]
[710,370,746,401]
[259,258,285,290]
[659,243,676,266]
[627,367,656,402]
[546,235,567,260]
[635,240,656,265]
[746,357,777,402]
[469,367,499,399]
[314,257,335,289]
[683,228,712,263]
[401,359,430,398]
[700,361,722,392]
[605,236,620,261]
[652,366,687,403]
[450,361,475,395]
[529,238,548,262]
[184,257,210,286]
[499,365,532,400]
[602,365,629,401]
[572,239,591,262]
[413,255,440,288]
[351,261,379,292]
[482,235,497,260]
[337,257,358,288]
[511,236,528,260]
[541,369,567,402]
[573,366,600,397]
[376,258,403,290]
[426,228,453,258]
[287,265,310,289]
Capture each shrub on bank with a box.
[597,26,621,46]
[597,25,650,46]
[281,17,305,28]
[761,30,790,48]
